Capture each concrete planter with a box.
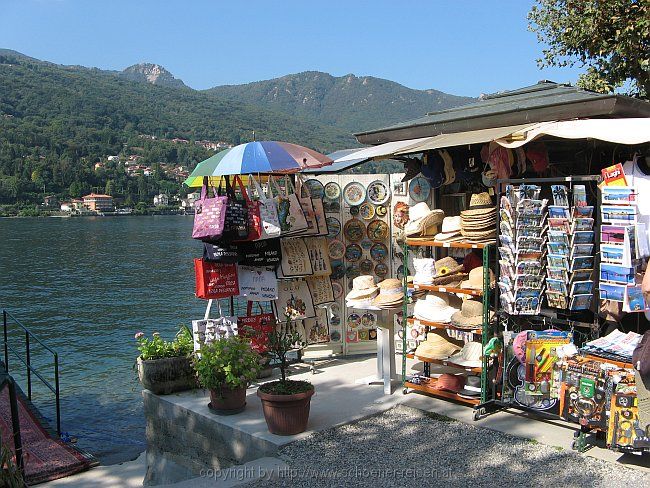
[257,386,315,435]
[137,356,196,395]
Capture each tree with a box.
[105,179,115,196]
[528,0,650,98]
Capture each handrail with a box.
[2,310,61,436]
[0,372,25,482]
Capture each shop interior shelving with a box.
[401,238,494,406]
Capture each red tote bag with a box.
[238,302,276,354]
[232,175,262,242]
[194,258,240,299]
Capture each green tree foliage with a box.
[528,0,650,98]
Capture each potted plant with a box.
[193,336,260,414]
[135,325,196,395]
[257,306,314,435]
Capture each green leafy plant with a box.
[193,336,260,395]
[134,325,193,360]
[1,442,23,488]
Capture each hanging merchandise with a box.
[239,238,282,267]
[238,302,275,355]
[231,175,262,242]
[192,301,238,353]
[301,179,325,199]
[304,236,332,276]
[274,278,316,320]
[344,219,366,242]
[249,174,282,240]
[294,175,321,237]
[367,219,389,242]
[345,244,363,262]
[324,181,341,201]
[367,180,391,205]
[277,238,313,277]
[326,217,341,238]
[408,176,431,202]
[359,202,375,220]
[270,176,309,235]
[306,275,335,306]
[220,176,249,241]
[237,265,278,301]
[303,308,330,344]
[192,180,228,242]
[328,239,345,260]
[343,182,366,206]
[194,258,240,299]
[203,242,242,264]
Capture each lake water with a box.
[0,215,205,464]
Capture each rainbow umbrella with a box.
[184,141,333,187]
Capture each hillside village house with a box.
[180,191,200,210]
[82,193,114,212]
[153,194,169,206]
[60,199,85,212]
[43,195,58,207]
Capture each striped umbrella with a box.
[184,141,333,187]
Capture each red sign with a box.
[194,258,239,299]
[601,163,627,187]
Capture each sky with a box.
[0,0,584,97]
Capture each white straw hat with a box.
[345,275,379,301]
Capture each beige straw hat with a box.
[460,192,495,218]
[450,299,494,329]
[404,202,444,237]
[345,275,379,301]
[414,332,462,360]
[434,256,464,276]
[372,278,404,308]
[459,267,496,291]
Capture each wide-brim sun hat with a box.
[460,192,495,218]
[345,275,379,301]
[434,216,462,241]
[457,375,482,397]
[430,272,468,287]
[404,202,444,237]
[450,299,493,329]
[434,256,464,276]
[459,267,496,291]
[372,278,404,307]
[448,341,483,368]
[414,332,461,360]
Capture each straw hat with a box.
[372,278,404,308]
[448,341,483,368]
[430,272,468,287]
[414,293,459,323]
[345,275,379,301]
[460,192,495,218]
[414,332,461,360]
[434,256,464,276]
[459,267,496,291]
[404,202,444,237]
[434,216,462,241]
[450,299,494,329]
[413,258,435,285]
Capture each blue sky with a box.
[0,0,583,96]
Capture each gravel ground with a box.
[249,405,650,488]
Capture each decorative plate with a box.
[409,176,431,203]
[343,182,366,206]
[358,330,370,341]
[323,200,341,214]
[367,180,390,205]
[368,329,377,340]
[349,205,360,217]
[330,330,342,342]
[332,282,343,299]
[360,238,373,250]
[359,202,375,220]
[374,263,389,278]
[330,260,345,280]
[370,242,389,261]
[375,205,387,217]
[367,219,389,242]
[302,179,325,199]
[330,315,341,326]
[330,303,341,316]
[361,312,377,328]
[359,259,374,274]
[345,244,363,262]
[344,219,365,242]
[326,217,341,238]
[324,181,341,200]
[346,331,359,343]
[328,239,345,260]
[345,265,360,279]
[347,313,361,329]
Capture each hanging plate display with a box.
[367,180,390,205]
[349,206,360,217]
[345,244,363,262]
[323,200,341,214]
[345,265,360,279]
[409,176,431,202]
[330,303,341,316]
[358,330,370,341]
[331,260,345,280]
[359,202,375,220]
[326,217,341,238]
[343,182,366,206]
[375,205,387,217]
[328,239,345,260]
[332,282,343,299]
[330,330,342,342]
[374,263,389,278]
[361,312,377,328]
[302,179,325,199]
[360,238,373,250]
[324,181,341,200]
[370,242,389,262]
[367,219,389,242]
[347,313,361,329]
[369,329,377,340]
[359,259,374,274]
[344,219,365,242]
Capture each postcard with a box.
[548,205,570,219]
[547,278,568,295]
[517,214,546,227]
[547,254,569,269]
[499,246,514,264]
[571,231,594,245]
[518,236,545,252]
[601,225,626,244]
[499,235,514,251]
[570,294,593,311]
[600,243,626,265]
[599,282,626,302]
[573,205,594,218]
[547,267,568,282]
[517,198,547,215]
[571,255,594,271]
[518,225,546,237]
[571,244,594,258]
[548,218,571,234]
[572,218,594,232]
[600,263,635,285]
[499,208,513,227]
[500,195,513,214]
[499,260,515,280]
[601,186,636,205]
[516,260,543,276]
[572,185,588,208]
[546,292,568,309]
[516,185,541,201]
[625,225,637,263]
[601,205,636,224]
[500,221,513,238]
[547,242,569,256]
[570,280,594,296]
[548,230,569,245]
[515,274,544,289]
[624,286,647,312]
[551,185,569,207]
[571,269,593,281]
[637,223,649,259]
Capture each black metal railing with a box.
[0,372,25,481]
[2,309,61,435]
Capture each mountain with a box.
[207,71,474,132]
[120,63,187,88]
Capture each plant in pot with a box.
[135,325,196,395]
[257,306,313,435]
[193,335,260,415]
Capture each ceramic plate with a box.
[324,181,341,200]
[330,260,345,279]
[367,219,389,242]
[369,329,377,340]
[344,219,365,242]
[359,202,375,220]
[332,282,343,299]
[370,242,388,261]
[345,265,360,279]
[330,330,342,342]
[343,182,366,206]
[358,330,370,341]
[345,243,363,262]
[328,239,345,260]
[409,176,431,202]
[361,312,376,327]
[326,217,341,238]
[359,259,374,273]
[302,179,325,199]
[330,303,341,316]
[349,205,360,217]
[331,315,341,326]
[367,180,390,205]
[360,238,373,250]
[374,263,389,278]
[347,313,361,329]
[323,200,341,214]
[375,205,387,217]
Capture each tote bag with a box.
[239,238,282,267]
[277,238,314,278]
[303,308,330,344]
[192,301,238,353]
[237,265,278,301]
[304,237,332,276]
[270,176,308,236]
[305,275,335,305]
[295,175,328,237]
[232,175,262,242]
[194,258,240,299]
[238,302,276,354]
[192,180,228,242]
[203,242,241,264]
[274,278,316,320]
[250,175,281,239]
[220,176,249,241]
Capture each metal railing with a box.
[1,372,25,481]
[2,310,61,435]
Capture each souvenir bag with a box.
[270,176,308,236]
[239,238,282,267]
[277,237,314,278]
[238,301,276,354]
[274,278,316,320]
[231,175,262,242]
[249,175,281,240]
[297,174,329,237]
[192,178,228,242]
[305,275,335,305]
[194,258,240,299]
[304,236,332,276]
[203,242,241,263]
[220,176,249,241]
[303,308,330,344]
[192,300,238,353]
[292,175,319,237]
[237,265,278,301]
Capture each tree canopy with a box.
[528,0,650,98]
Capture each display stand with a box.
[401,239,495,406]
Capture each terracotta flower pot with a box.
[257,386,315,435]
[137,356,196,395]
[208,385,247,415]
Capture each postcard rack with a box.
[400,239,495,406]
